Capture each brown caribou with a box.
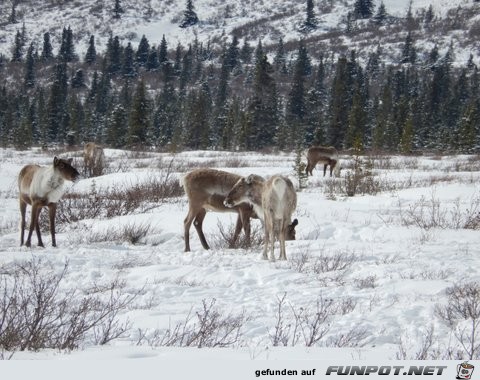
[305,146,341,177]
[182,168,296,252]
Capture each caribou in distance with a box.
[83,142,105,177]
[305,146,341,177]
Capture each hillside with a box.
[0,0,479,66]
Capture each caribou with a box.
[182,168,296,252]
[18,156,80,247]
[305,146,341,177]
[83,142,105,177]
[224,174,298,261]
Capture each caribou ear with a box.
[246,174,255,185]
[291,218,298,227]
[53,156,59,165]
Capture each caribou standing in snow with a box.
[224,174,298,261]
[305,146,341,177]
[18,157,80,247]
[182,168,297,252]
[83,142,105,177]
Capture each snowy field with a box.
[0,147,480,362]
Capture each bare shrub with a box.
[396,325,439,360]
[0,259,135,358]
[288,251,311,274]
[342,154,383,197]
[269,293,360,347]
[209,220,264,250]
[269,293,291,347]
[399,192,480,230]
[136,299,249,348]
[287,249,359,287]
[436,282,480,359]
[354,275,377,289]
[323,177,341,200]
[312,250,359,273]
[50,171,183,226]
[0,219,16,235]
[326,326,369,348]
[71,222,152,245]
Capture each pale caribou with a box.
[182,168,297,252]
[18,157,80,247]
[224,174,298,261]
[83,142,105,177]
[305,146,341,177]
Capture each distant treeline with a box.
[0,25,479,153]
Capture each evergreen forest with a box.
[0,9,479,154]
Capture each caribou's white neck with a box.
[252,203,265,221]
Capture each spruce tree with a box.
[71,69,85,89]
[11,30,24,62]
[85,35,97,64]
[353,0,374,19]
[180,0,199,28]
[155,62,178,147]
[58,26,76,62]
[240,39,252,64]
[373,76,394,151]
[457,103,478,153]
[158,35,168,65]
[107,104,127,147]
[128,80,151,146]
[424,5,434,26]
[286,43,310,141]
[373,1,388,25]
[427,44,439,68]
[24,43,36,88]
[248,51,278,149]
[146,47,160,71]
[41,33,54,62]
[46,62,69,142]
[306,58,328,145]
[136,35,150,67]
[399,115,414,153]
[301,0,318,33]
[401,31,416,64]
[185,80,211,149]
[173,43,182,76]
[179,46,193,93]
[8,4,17,24]
[273,38,287,74]
[113,0,124,19]
[107,35,122,75]
[225,36,240,72]
[122,42,136,77]
[15,106,33,149]
[66,94,85,145]
[216,50,230,107]
[345,84,367,148]
[328,57,350,147]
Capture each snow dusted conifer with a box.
[180,0,199,28]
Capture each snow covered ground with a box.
[0,147,480,364]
